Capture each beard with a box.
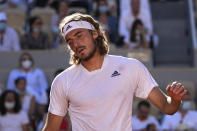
[80,42,97,62]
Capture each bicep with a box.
[147,87,168,111]
[43,112,64,131]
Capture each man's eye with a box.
[77,34,82,38]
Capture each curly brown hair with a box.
[59,13,109,65]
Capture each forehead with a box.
[65,28,89,39]
[18,78,26,83]
[5,92,15,99]
[21,55,30,59]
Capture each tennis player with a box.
[43,13,187,131]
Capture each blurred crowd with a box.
[0,0,158,51]
[0,0,196,131]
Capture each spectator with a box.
[132,100,161,131]
[161,91,197,131]
[0,0,27,10]
[0,90,29,131]
[51,0,68,48]
[21,16,51,49]
[94,0,118,44]
[120,0,151,18]
[119,0,153,46]
[14,77,36,128]
[128,19,150,49]
[0,12,20,51]
[6,52,48,106]
[68,0,90,14]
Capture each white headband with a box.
[62,20,95,38]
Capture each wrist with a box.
[171,97,182,106]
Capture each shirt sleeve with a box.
[6,70,16,90]
[141,11,153,34]
[36,69,48,94]
[161,115,171,130]
[21,111,29,125]
[150,116,161,131]
[134,60,158,99]
[48,75,68,116]
[119,14,130,44]
[11,28,21,51]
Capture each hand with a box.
[166,81,187,102]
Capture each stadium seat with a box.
[2,8,26,37]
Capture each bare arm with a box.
[29,96,36,120]
[22,124,29,131]
[42,112,64,131]
[147,82,187,115]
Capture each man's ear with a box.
[92,30,98,39]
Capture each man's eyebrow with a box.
[66,31,83,43]
[73,31,82,36]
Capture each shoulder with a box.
[18,110,29,123]
[6,27,17,34]
[148,115,158,121]
[108,55,143,66]
[121,10,132,19]
[9,69,20,75]
[33,68,45,74]
[132,115,138,120]
[52,65,78,86]
[18,110,28,117]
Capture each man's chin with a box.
[80,55,93,62]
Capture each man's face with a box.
[65,28,98,62]
[32,18,43,31]
[131,0,140,16]
[16,79,26,91]
[5,92,15,102]
[138,105,150,120]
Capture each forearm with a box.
[162,95,181,115]
[148,87,182,115]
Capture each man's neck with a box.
[81,53,105,72]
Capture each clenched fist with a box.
[166,81,187,102]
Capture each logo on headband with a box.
[66,25,72,31]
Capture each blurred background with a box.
[0,0,197,131]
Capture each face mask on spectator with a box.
[99,5,109,13]
[182,101,191,110]
[135,29,141,42]
[0,22,6,31]
[4,101,15,109]
[33,27,41,33]
[22,60,32,69]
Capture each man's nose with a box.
[72,39,80,48]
